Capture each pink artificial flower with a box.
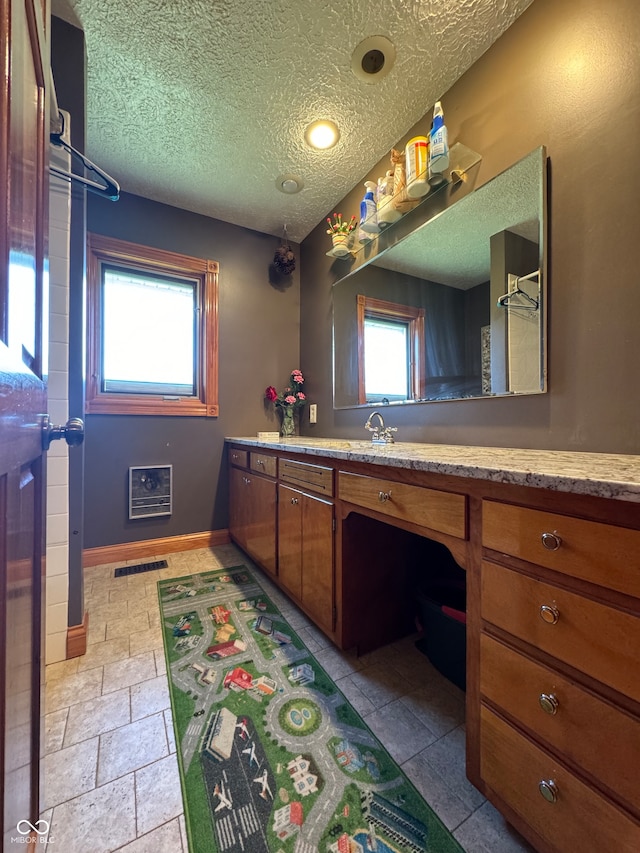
[284,395,296,404]
[265,386,278,401]
[296,392,306,400]
[292,371,304,383]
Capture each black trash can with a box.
[414,550,467,691]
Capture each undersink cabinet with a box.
[278,483,334,635]
[228,458,277,576]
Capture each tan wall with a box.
[300,0,640,454]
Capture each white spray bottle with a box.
[428,100,449,184]
[359,181,380,234]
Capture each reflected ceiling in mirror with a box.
[332,147,547,409]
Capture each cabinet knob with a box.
[257,459,265,466]
[539,693,559,715]
[539,604,559,624]
[232,453,239,460]
[541,531,562,551]
[538,779,559,803]
[291,497,298,505]
[378,490,391,503]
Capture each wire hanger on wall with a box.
[49,111,120,201]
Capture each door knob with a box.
[42,416,85,450]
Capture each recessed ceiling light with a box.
[275,174,304,194]
[351,35,396,83]
[304,120,340,150]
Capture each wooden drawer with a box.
[481,560,640,703]
[480,633,640,811]
[338,471,467,539]
[480,705,640,853]
[229,447,248,468]
[483,500,640,598]
[280,458,333,496]
[249,451,277,478]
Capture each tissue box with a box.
[257,432,280,442]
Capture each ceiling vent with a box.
[351,36,396,83]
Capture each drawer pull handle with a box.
[257,459,265,466]
[541,531,562,551]
[378,490,392,503]
[232,453,239,460]
[290,497,298,505]
[539,604,559,624]
[538,779,558,804]
[539,693,559,715]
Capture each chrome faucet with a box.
[364,411,397,444]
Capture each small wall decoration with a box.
[273,225,296,275]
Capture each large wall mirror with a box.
[332,146,547,408]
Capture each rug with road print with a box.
[158,567,463,853]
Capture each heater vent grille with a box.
[129,465,172,519]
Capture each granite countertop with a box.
[226,436,640,502]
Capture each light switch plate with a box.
[309,404,317,423]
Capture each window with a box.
[87,234,218,416]
[357,294,425,404]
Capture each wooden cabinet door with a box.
[278,484,302,599]
[243,473,277,577]
[229,465,247,550]
[301,494,334,634]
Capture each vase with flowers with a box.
[326,212,357,257]
[265,370,307,437]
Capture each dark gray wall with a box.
[84,193,300,547]
[300,0,640,453]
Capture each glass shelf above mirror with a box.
[327,143,483,269]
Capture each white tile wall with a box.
[46,110,71,665]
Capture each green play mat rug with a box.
[158,566,464,853]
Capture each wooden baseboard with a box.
[67,612,88,659]
[82,529,231,568]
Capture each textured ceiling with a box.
[52,0,534,242]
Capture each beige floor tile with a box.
[348,662,412,709]
[454,800,537,853]
[135,753,183,837]
[366,698,438,764]
[154,649,167,677]
[87,619,107,645]
[77,636,131,672]
[130,675,171,721]
[129,625,164,657]
[48,774,136,853]
[44,707,69,754]
[163,709,177,754]
[402,748,479,832]
[45,667,104,714]
[106,611,150,641]
[400,681,466,739]
[97,712,168,785]
[45,657,80,683]
[116,817,184,853]
[44,736,99,809]
[102,652,156,695]
[63,688,131,747]
[418,725,485,814]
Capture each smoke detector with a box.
[351,35,396,83]
[276,174,304,194]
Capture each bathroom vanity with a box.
[226,436,640,853]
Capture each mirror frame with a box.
[332,146,547,409]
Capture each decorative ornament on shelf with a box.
[326,212,357,258]
[265,369,307,437]
[273,225,296,275]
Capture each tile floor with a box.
[42,544,535,853]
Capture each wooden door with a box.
[1,0,49,845]
[278,484,302,599]
[301,494,334,634]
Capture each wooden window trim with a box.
[356,294,426,404]
[86,233,219,416]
